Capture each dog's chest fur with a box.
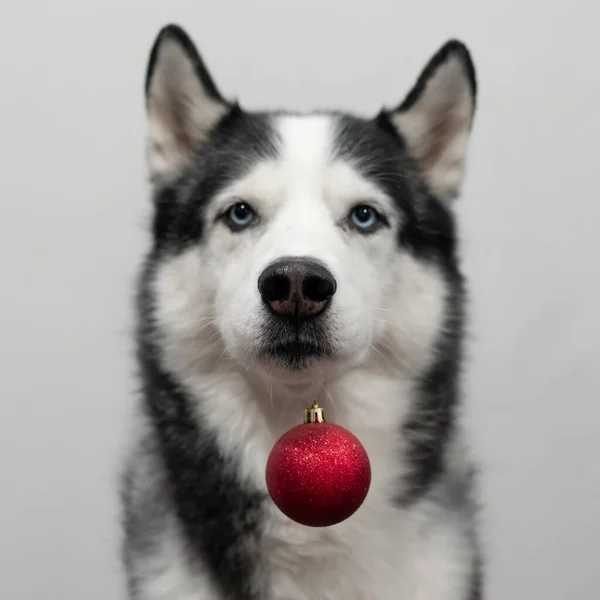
[126,366,476,600]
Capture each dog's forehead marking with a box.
[210,113,392,220]
[275,114,333,172]
[274,114,393,211]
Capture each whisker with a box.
[367,343,394,370]
[268,371,275,409]
[214,344,233,369]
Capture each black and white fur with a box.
[122,24,481,600]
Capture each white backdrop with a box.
[0,1,598,598]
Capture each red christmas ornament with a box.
[266,401,371,527]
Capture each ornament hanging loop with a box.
[304,401,325,424]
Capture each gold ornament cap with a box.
[304,401,326,424]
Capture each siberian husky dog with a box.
[122,23,481,600]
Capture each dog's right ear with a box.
[145,25,230,184]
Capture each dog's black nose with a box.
[258,258,337,318]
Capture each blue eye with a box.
[225,202,256,231]
[350,205,380,232]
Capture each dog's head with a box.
[143,25,476,384]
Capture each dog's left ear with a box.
[385,41,477,201]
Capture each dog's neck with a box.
[144,336,431,505]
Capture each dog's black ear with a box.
[385,41,477,201]
[145,25,230,183]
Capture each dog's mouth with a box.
[259,323,333,371]
[268,337,321,356]
[262,340,331,370]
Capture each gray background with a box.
[0,1,598,598]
